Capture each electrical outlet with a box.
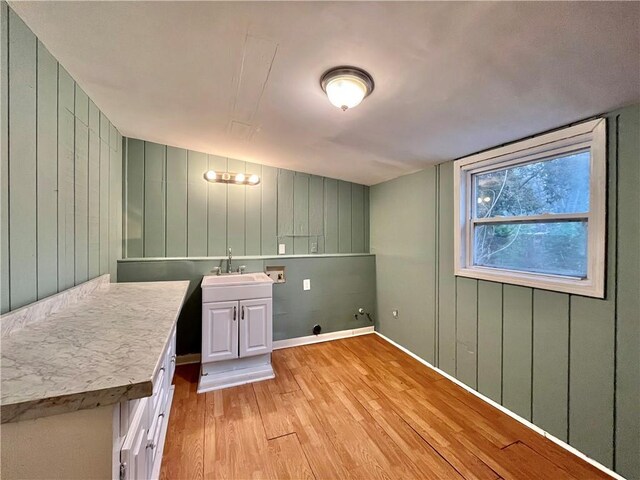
[392,309,399,319]
[310,242,318,253]
[278,243,286,255]
[303,279,311,290]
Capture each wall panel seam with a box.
[612,113,620,469]
[567,294,572,443]
[34,40,38,297]
[6,3,10,308]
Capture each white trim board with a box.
[175,326,375,364]
[374,331,625,480]
[272,326,375,350]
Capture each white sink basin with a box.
[202,272,273,287]
[201,273,273,302]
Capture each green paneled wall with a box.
[123,138,369,258]
[0,4,123,313]
[118,255,376,355]
[371,105,640,479]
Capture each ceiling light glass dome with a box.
[320,66,374,111]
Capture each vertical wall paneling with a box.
[293,173,309,254]
[437,162,456,375]
[477,280,502,403]
[125,139,144,258]
[260,165,277,255]
[99,116,110,273]
[351,183,365,253]
[502,285,533,420]
[87,101,100,279]
[121,140,368,259]
[186,151,208,256]
[368,106,637,479]
[8,10,37,309]
[36,41,58,298]
[338,180,352,253]
[309,175,324,254]
[570,295,616,467]
[277,169,294,254]
[614,106,640,478]
[455,277,478,388]
[323,178,338,254]
[568,115,618,468]
[0,2,9,312]
[165,147,187,257]
[532,290,569,441]
[2,4,122,311]
[109,125,122,280]
[143,142,166,257]
[245,164,262,255]
[207,155,227,256]
[227,158,246,255]
[73,89,89,283]
[57,67,75,290]
[363,187,370,253]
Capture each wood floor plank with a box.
[161,334,612,480]
[266,433,315,480]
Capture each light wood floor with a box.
[160,334,610,480]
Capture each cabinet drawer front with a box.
[239,298,272,357]
[202,301,239,362]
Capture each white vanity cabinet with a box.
[198,273,274,394]
[119,325,176,480]
[202,298,272,361]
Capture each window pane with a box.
[473,221,587,277]
[473,151,590,219]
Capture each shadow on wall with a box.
[117,256,376,355]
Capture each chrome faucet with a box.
[227,248,233,274]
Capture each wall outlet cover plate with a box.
[278,244,286,255]
[303,279,311,291]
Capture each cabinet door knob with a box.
[233,306,237,321]
[241,306,245,320]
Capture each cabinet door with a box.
[202,301,238,362]
[121,398,149,480]
[239,298,272,357]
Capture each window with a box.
[454,119,606,298]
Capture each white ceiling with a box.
[10,1,640,185]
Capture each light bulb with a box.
[248,174,260,184]
[235,173,245,183]
[483,196,491,203]
[325,76,368,111]
[204,170,217,181]
[222,172,231,181]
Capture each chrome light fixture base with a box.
[203,170,260,186]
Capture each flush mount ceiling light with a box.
[203,170,260,185]
[320,66,374,111]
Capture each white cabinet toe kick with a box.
[198,273,275,394]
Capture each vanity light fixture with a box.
[203,170,261,186]
[320,66,374,111]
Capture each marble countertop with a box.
[1,281,189,423]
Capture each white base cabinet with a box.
[199,274,274,394]
[0,327,177,480]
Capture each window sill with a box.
[455,266,604,298]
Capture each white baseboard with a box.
[273,326,375,350]
[374,331,625,480]
[176,326,375,363]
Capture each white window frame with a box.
[453,118,607,298]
